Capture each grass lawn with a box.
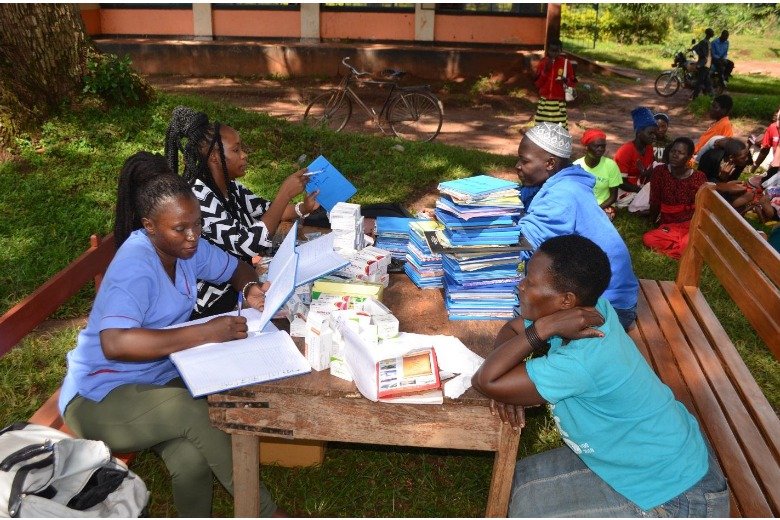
[1,92,778,516]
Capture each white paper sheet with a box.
[256,252,297,332]
[295,233,349,285]
[268,220,298,281]
[169,329,310,397]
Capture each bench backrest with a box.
[677,184,780,360]
[0,234,116,357]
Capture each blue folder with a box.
[306,155,358,212]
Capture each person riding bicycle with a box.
[691,28,715,100]
[711,30,734,86]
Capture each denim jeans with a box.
[614,305,637,331]
[508,446,729,517]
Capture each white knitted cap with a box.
[524,122,573,159]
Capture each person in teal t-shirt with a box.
[472,235,729,517]
[573,128,622,221]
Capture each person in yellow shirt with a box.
[694,95,734,157]
[574,129,622,221]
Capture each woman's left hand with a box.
[490,400,526,430]
[245,281,271,310]
[300,190,321,215]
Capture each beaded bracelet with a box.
[241,280,261,300]
[294,202,310,219]
[525,323,548,351]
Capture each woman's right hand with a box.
[278,168,308,200]
[203,316,248,343]
[534,307,605,342]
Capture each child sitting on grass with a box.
[472,234,728,518]
[165,106,320,318]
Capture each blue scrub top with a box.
[59,230,237,413]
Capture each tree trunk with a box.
[0,4,90,150]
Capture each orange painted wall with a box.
[213,10,300,38]
[434,15,546,45]
[99,9,193,36]
[80,8,101,35]
[320,12,414,41]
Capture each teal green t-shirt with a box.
[525,298,708,510]
[574,157,623,205]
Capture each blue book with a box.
[376,216,422,235]
[438,175,519,197]
[306,155,358,212]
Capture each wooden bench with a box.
[0,234,117,440]
[628,184,780,517]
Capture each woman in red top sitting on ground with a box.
[643,137,707,260]
[533,40,576,129]
[614,107,657,211]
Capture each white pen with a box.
[303,168,325,177]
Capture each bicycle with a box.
[303,57,443,142]
[654,49,725,98]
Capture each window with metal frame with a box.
[435,3,547,17]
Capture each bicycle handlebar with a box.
[341,57,371,77]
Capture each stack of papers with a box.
[375,216,422,260]
[434,175,525,320]
[404,220,444,289]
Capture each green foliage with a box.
[470,75,502,96]
[82,51,152,106]
[688,88,780,122]
[562,4,671,45]
[563,3,780,45]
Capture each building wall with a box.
[99,8,193,37]
[320,12,415,42]
[212,9,300,39]
[81,4,551,47]
[434,14,546,45]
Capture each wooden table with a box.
[208,273,521,517]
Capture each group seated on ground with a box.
[570,94,780,259]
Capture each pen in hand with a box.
[303,168,325,177]
[237,290,243,317]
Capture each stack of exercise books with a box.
[375,216,420,260]
[434,175,526,320]
[404,220,444,289]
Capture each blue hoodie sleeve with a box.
[518,188,577,249]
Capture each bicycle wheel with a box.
[303,90,352,132]
[388,91,443,142]
[654,72,681,97]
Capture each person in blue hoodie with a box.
[472,235,728,517]
[516,122,639,329]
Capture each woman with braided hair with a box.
[165,106,320,318]
[59,152,284,517]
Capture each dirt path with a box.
[148,66,756,159]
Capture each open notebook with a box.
[168,312,310,397]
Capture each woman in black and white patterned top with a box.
[165,106,320,318]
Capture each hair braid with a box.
[115,152,173,248]
[164,106,248,222]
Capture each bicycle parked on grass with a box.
[303,57,443,142]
